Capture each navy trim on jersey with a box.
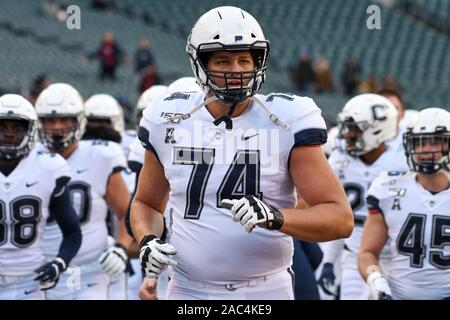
[293,128,328,147]
[366,195,384,215]
[125,160,142,238]
[138,126,161,164]
[112,166,126,174]
[287,128,328,169]
[49,176,82,266]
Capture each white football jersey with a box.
[368,172,450,299]
[386,124,407,154]
[121,130,137,159]
[0,147,70,277]
[128,137,145,166]
[328,146,409,254]
[139,91,327,282]
[121,130,137,193]
[42,140,127,265]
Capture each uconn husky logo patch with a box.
[165,128,176,144]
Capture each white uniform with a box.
[368,172,450,300]
[42,140,126,300]
[105,130,137,300]
[139,91,327,299]
[325,146,409,299]
[0,147,70,300]
[121,130,137,192]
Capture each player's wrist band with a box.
[139,234,158,250]
[268,208,284,230]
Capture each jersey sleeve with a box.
[138,106,160,160]
[97,141,127,174]
[290,97,328,148]
[366,171,392,215]
[128,138,145,166]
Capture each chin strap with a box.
[251,95,290,130]
[163,95,290,131]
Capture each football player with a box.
[359,108,450,300]
[318,93,409,299]
[0,94,81,300]
[131,6,353,300]
[377,88,418,152]
[84,93,136,300]
[35,83,132,299]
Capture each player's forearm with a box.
[280,202,353,241]
[115,216,135,251]
[358,251,380,281]
[130,198,165,243]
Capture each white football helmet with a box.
[186,6,269,105]
[399,109,419,129]
[403,107,450,175]
[337,94,398,156]
[167,77,200,94]
[85,94,125,133]
[0,94,38,159]
[35,83,86,151]
[136,85,169,113]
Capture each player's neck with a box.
[205,93,252,120]
[359,144,386,165]
[417,171,450,194]
[56,142,78,159]
[0,158,22,176]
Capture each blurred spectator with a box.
[290,49,315,94]
[28,74,50,105]
[313,57,333,93]
[358,73,379,93]
[91,0,112,11]
[340,56,361,96]
[138,66,161,93]
[135,38,156,74]
[84,32,125,81]
[381,73,402,93]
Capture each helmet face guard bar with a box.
[190,40,269,106]
[337,118,369,157]
[38,115,79,152]
[0,116,36,160]
[403,130,450,175]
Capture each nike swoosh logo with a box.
[26,182,38,187]
[87,282,98,288]
[24,289,38,295]
[241,133,259,141]
[76,168,88,174]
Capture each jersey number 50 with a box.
[173,147,262,219]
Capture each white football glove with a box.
[98,244,128,277]
[221,195,284,233]
[139,235,177,278]
[367,271,392,300]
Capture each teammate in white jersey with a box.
[318,93,409,300]
[35,83,133,300]
[84,93,137,299]
[377,88,418,153]
[131,6,353,300]
[359,108,450,300]
[0,94,81,300]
